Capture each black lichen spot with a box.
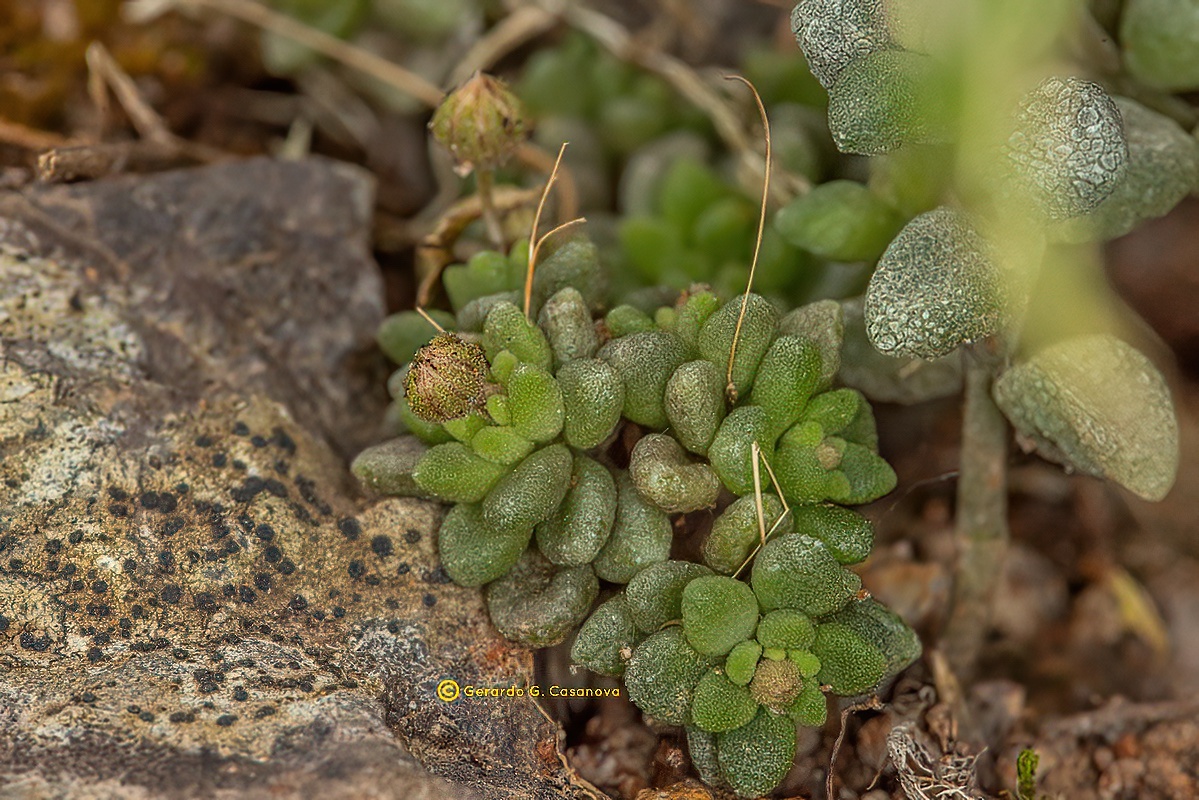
[232,421,250,436]
[131,604,146,619]
[396,563,410,576]
[288,595,309,612]
[230,477,266,503]
[8,558,23,571]
[311,610,326,621]
[347,561,365,579]
[91,580,108,594]
[264,478,288,498]
[254,573,272,592]
[233,687,249,701]
[221,584,236,598]
[61,564,77,577]
[371,535,394,558]
[423,566,452,585]
[175,482,190,495]
[45,540,62,555]
[139,711,155,723]
[108,504,129,518]
[254,706,276,719]
[194,435,214,448]
[277,559,296,576]
[172,648,190,660]
[86,603,111,618]
[157,551,176,574]
[232,459,247,471]
[127,704,141,714]
[119,618,132,630]
[272,428,296,453]
[263,546,282,563]
[337,517,361,541]
[87,647,103,662]
[365,575,381,586]
[238,586,256,604]
[212,452,228,468]
[81,692,97,703]
[19,632,51,651]
[405,529,422,545]
[251,435,268,448]
[169,711,196,723]
[123,558,138,574]
[255,524,275,541]
[107,487,129,502]
[422,594,437,608]
[0,614,9,631]
[332,606,345,618]
[68,530,83,545]
[386,621,400,634]
[237,514,254,533]
[194,593,218,612]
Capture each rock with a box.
[0,158,591,799]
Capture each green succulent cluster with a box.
[572,559,918,797]
[358,233,919,796]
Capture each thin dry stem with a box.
[173,0,446,108]
[449,5,559,87]
[751,441,768,548]
[724,75,771,403]
[414,306,447,333]
[524,142,569,319]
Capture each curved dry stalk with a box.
[524,143,571,319]
[414,306,447,333]
[725,75,771,403]
[168,0,446,108]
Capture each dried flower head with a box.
[430,72,528,174]
[404,333,490,423]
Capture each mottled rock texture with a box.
[0,158,591,799]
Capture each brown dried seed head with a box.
[430,73,528,174]
[750,658,803,712]
[404,334,490,423]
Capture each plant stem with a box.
[476,168,505,249]
[941,344,1009,680]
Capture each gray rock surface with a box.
[0,158,595,799]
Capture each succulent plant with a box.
[1005,77,1128,220]
[1119,0,1199,92]
[993,334,1179,501]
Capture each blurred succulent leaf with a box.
[993,334,1178,501]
